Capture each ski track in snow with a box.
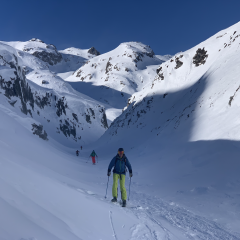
[129,192,240,240]
[109,210,118,240]
[87,188,240,240]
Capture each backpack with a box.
[114,155,128,173]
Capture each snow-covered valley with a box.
[1,21,240,239]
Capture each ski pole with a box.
[105,176,109,199]
[128,177,131,201]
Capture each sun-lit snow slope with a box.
[88,22,240,233]
[59,46,99,60]
[0,106,154,240]
[0,42,108,146]
[105,21,240,144]
[1,39,100,74]
[66,42,167,108]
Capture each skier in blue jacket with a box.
[107,148,132,207]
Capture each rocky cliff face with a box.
[21,38,63,66]
[0,42,108,145]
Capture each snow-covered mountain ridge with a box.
[105,21,240,142]
[1,38,100,73]
[0,41,108,146]
[66,42,170,108]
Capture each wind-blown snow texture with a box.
[1,22,240,239]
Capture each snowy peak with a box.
[99,21,240,147]
[66,42,166,109]
[59,46,99,60]
[88,47,100,56]
[2,38,62,66]
[119,41,155,57]
[109,41,158,69]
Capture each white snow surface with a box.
[1,22,240,240]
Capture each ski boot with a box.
[111,197,117,202]
[122,200,126,207]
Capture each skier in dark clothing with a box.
[76,150,79,156]
[81,146,82,150]
[90,150,98,165]
[107,148,132,207]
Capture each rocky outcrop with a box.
[60,120,76,139]
[32,50,62,66]
[0,53,34,115]
[175,55,183,69]
[88,47,100,56]
[32,123,48,140]
[193,48,208,66]
[0,47,108,144]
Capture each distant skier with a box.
[76,150,79,156]
[81,146,83,150]
[90,150,98,165]
[107,148,132,207]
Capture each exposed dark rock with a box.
[156,66,164,80]
[229,85,240,106]
[32,50,62,66]
[175,56,183,69]
[175,59,183,69]
[89,108,95,119]
[146,50,155,58]
[31,123,48,140]
[133,52,144,63]
[101,112,108,129]
[72,113,78,122]
[0,54,34,115]
[159,73,164,80]
[29,38,44,43]
[193,48,208,67]
[88,47,100,56]
[85,114,91,123]
[156,66,162,74]
[60,120,76,138]
[56,98,67,117]
[106,60,112,74]
[35,93,51,109]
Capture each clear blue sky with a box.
[1,0,240,55]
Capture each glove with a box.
[107,171,111,176]
[129,172,133,178]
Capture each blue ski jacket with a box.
[108,154,132,175]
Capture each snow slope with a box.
[1,88,239,240]
[0,107,147,240]
[88,21,240,233]
[66,42,168,109]
[0,42,108,146]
